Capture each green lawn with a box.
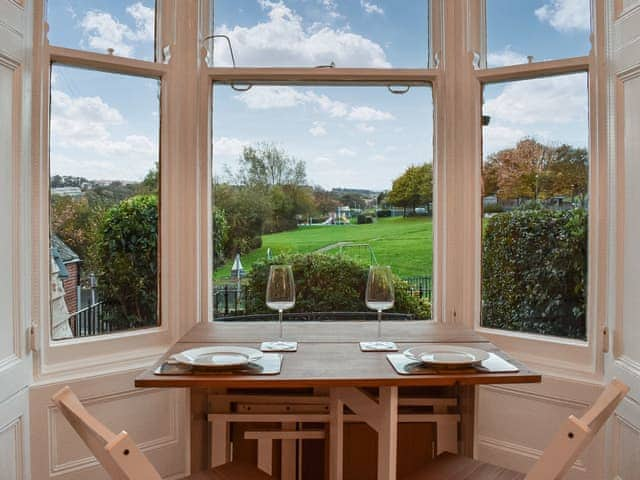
[215,217,433,280]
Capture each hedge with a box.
[246,253,431,318]
[481,207,587,339]
[94,194,158,330]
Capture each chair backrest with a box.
[525,379,629,480]
[52,386,162,480]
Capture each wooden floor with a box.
[189,462,274,479]
[403,453,525,480]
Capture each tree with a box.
[483,139,588,203]
[138,162,159,194]
[213,182,270,255]
[235,143,306,187]
[50,195,103,265]
[386,164,433,215]
[93,194,158,329]
[546,144,588,203]
[213,208,229,267]
[312,186,340,216]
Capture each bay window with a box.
[34,0,607,377]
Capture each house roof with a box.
[51,235,80,264]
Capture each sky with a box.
[48,0,590,190]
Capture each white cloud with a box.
[312,155,337,168]
[215,0,390,67]
[309,122,327,137]
[126,2,155,41]
[320,0,342,19]
[80,2,154,57]
[487,46,528,67]
[483,125,527,157]
[349,106,394,121]
[236,86,304,109]
[360,0,384,15]
[535,0,590,32]
[483,74,588,126]
[81,11,134,56]
[356,123,375,133]
[236,86,394,124]
[213,137,247,157]
[304,91,350,117]
[338,148,356,157]
[50,90,157,179]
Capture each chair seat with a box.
[185,462,275,480]
[403,453,525,480]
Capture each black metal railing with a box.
[213,284,249,316]
[69,302,107,337]
[212,276,433,318]
[402,275,432,299]
[216,311,415,321]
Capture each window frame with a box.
[32,0,204,377]
[470,0,607,377]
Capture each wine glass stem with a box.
[377,310,382,339]
[279,309,283,340]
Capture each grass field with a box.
[214,217,433,280]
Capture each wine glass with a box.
[261,265,298,352]
[360,265,398,351]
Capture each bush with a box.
[483,203,504,214]
[376,209,392,218]
[356,214,374,224]
[94,194,158,329]
[481,208,587,339]
[213,208,229,268]
[245,253,431,318]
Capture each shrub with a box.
[481,208,587,339]
[213,208,229,268]
[245,253,431,318]
[376,209,392,217]
[356,214,373,224]
[93,194,158,329]
[483,203,504,214]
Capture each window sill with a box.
[476,326,599,381]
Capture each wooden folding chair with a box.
[52,386,275,480]
[403,379,629,480]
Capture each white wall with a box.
[29,370,189,480]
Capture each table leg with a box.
[329,389,344,480]
[458,384,476,457]
[377,386,398,480]
[190,387,209,474]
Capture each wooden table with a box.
[135,321,541,480]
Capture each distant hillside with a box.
[331,187,380,197]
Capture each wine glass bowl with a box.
[361,265,398,351]
[261,265,297,352]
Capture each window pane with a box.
[212,85,434,321]
[481,73,588,339]
[486,0,591,68]
[47,0,156,61]
[210,0,429,68]
[49,64,160,340]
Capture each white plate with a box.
[403,345,490,367]
[173,346,263,368]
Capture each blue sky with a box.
[48,0,590,190]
